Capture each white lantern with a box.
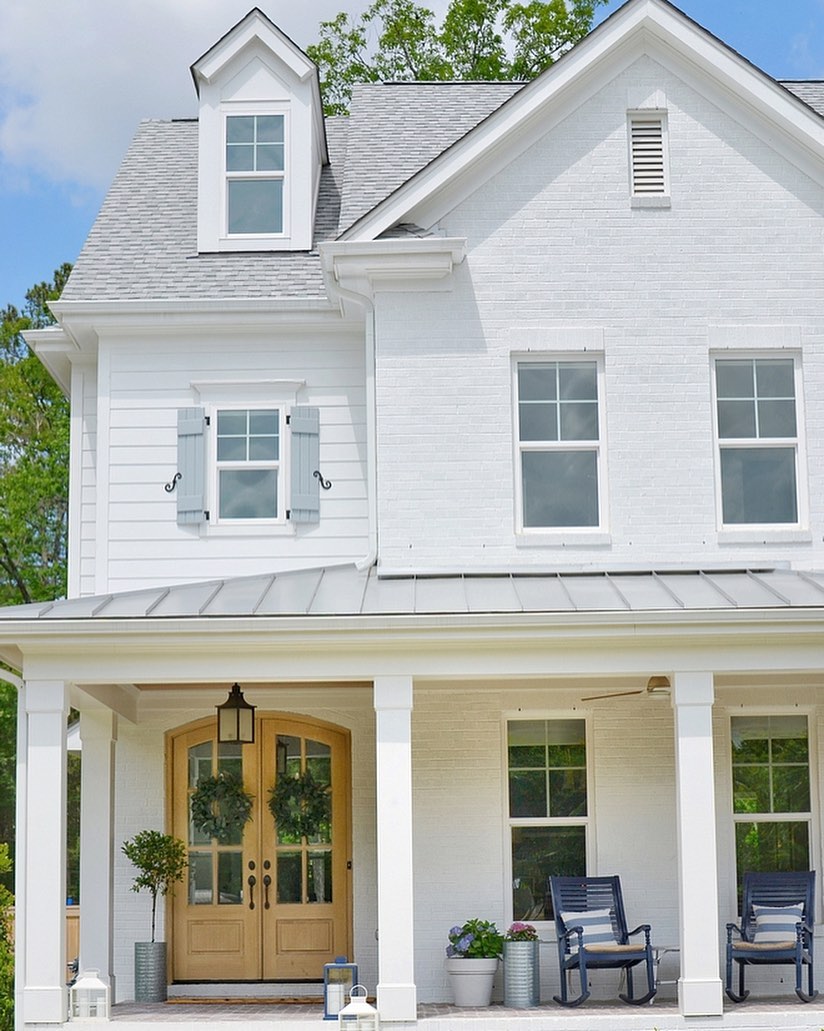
[338,984,379,1030]
[69,970,109,1020]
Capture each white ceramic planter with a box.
[444,957,499,1006]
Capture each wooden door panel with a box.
[170,715,350,983]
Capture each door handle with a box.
[263,874,272,910]
[248,874,257,910]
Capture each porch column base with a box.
[678,976,723,1016]
[23,986,67,1023]
[376,982,417,1022]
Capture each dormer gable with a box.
[191,8,327,253]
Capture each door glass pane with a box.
[218,741,242,781]
[217,852,244,905]
[188,852,213,905]
[189,742,213,845]
[308,851,332,903]
[277,852,302,903]
[307,740,332,844]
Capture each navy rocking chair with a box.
[549,875,656,1007]
[726,870,817,1003]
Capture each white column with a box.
[79,710,117,994]
[672,671,723,1016]
[373,676,417,1021]
[21,680,69,1023]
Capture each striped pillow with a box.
[752,903,803,944]
[560,908,615,952]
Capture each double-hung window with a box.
[731,715,812,900]
[714,357,801,526]
[507,719,588,921]
[516,360,602,529]
[226,114,285,236]
[215,408,281,521]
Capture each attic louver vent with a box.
[630,117,666,195]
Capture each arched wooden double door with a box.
[169,715,351,982]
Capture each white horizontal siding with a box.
[85,330,368,594]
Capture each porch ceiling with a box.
[2,564,824,622]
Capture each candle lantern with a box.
[69,970,109,1020]
[324,956,358,1019]
[338,985,380,1030]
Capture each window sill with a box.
[516,531,612,548]
[717,528,812,545]
[631,195,671,209]
[206,522,293,537]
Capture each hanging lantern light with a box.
[216,683,255,744]
[323,956,358,1019]
[338,985,380,1030]
[69,970,109,1020]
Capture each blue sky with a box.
[0,0,822,315]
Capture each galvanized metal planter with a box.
[503,940,540,1008]
[134,942,167,1003]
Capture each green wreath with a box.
[190,772,253,843]
[268,770,331,841]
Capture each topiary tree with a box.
[122,831,187,943]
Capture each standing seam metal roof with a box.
[3,567,824,621]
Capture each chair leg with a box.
[553,959,590,1008]
[619,961,656,1006]
[725,960,749,1004]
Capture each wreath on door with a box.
[268,770,331,841]
[190,772,254,843]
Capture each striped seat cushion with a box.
[560,908,616,952]
[752,903,804,944]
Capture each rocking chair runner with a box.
[726,870,817,1003]
[549,875,657,1007]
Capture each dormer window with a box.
[226,114,285,235]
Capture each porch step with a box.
[168,983,323,1001]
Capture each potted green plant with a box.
[122,830,187,1003]
[503,921,540,1008]
[444,918,504,1006]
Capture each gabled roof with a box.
[57,0,824,304]
[3,567,824,622]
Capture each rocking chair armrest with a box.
[626,923,652,945]
[726,922,743,943]
[558,925,585,950]
[797,920,814,940]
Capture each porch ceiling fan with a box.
[581,675,671,702]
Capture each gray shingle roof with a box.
[60,71,824,304]
[781,81,824,117]
[3,566,824,621]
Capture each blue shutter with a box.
[177,407,206,526]
[289,406,320,524]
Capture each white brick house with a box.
[4,1,824,1028]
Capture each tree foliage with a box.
[0,264,71,607]
[307,0,608,114]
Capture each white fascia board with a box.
[321,238,466,302]
[192,11,316,87]
[22,326,79,396]
[342,0,824,241]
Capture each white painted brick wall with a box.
[375,55,824,572]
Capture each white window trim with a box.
[710,351,808,533]
[222,103,290,244]
[627,110,671,207]
[512,354,609,537]
[720,706,819,923]
[501,711,595,930]
[208,404,289,531]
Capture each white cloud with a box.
[0,0,376,191]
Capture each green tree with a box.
[0,843,13,1031]
[0,264,71,606]
[308,0,608,115]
